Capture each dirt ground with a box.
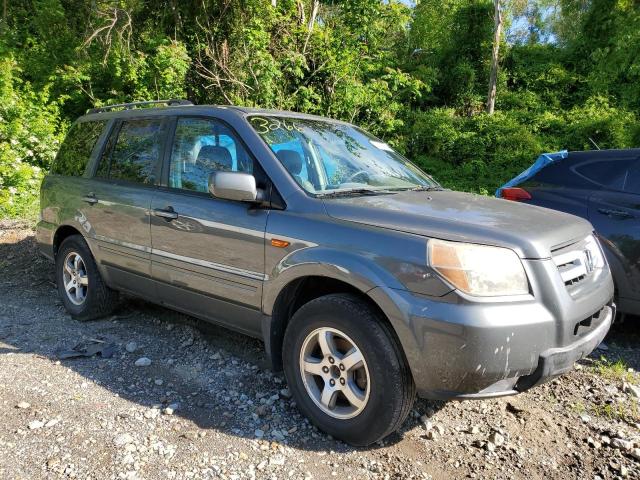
[1,220,640,480]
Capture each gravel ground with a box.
[2,220,640,480]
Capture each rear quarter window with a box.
[574,159,636,190]
[529,161,588,188]
[50,121,106,176]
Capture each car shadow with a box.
[0,232,445,452]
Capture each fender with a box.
[260,244,438,374]
[262,245,407,316]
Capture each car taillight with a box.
[500,187,532,201]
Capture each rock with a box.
[485,441,496,452]
[506,402,525,415]
[623,383,640,399]
[154,379,163,386]
[611,438,633,451]
[125,341,137,353]
[254,429,264,438]
[419,415,432,429]
[16,401,31,409]
[488,431,504,447]
[468,425,480,434]
[472,440,485,449]
[580,413,591,423]
[269,455,286,466]
[620,465,629,477]
[134,357,151,367]
[434,424,445,435]
[255,405,268,417]
[587,437,601,449]
[425,430,437,440]
[630,448,640,460]
[113,433,135,446]
[28,420,44,430]
[163,403,179,415]
[45,418,59,428]
[180,431,199,441]
[144,408,160,419]
[279,388,292,399]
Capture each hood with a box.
[322,190,594,259]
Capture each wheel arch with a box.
[53,224,84,258]
[263,274,409,374]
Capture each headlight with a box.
[428,239,529,297]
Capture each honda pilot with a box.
[37,99,615,446]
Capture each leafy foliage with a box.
[0,0,638,218]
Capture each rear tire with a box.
[56,235,118,321]
[282,293,415,446]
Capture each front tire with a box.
[282,294,415,446]
[56,235,118,321]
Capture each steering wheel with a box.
[344,170,369,184]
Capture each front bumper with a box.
[368,258,615,400]
[514,303,613,392]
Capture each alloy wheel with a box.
[62,251,88,305]
[299,327,370,419]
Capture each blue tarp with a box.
[495,150,568,197]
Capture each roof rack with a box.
[87,99,193,114]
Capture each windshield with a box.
[248,115,439,195]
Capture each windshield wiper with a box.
[316,188,396,198]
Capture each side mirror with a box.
[208,171,258,202]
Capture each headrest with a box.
[197,145,232,170]
[276,149,303,175]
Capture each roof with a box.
[79,99,344,124]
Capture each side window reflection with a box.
[169,118,253,193]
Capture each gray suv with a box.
[37,99,615,446]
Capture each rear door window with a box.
[97,118,164,184]
[51,121,106,176]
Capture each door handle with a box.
[82,193,98,205]
[153,207,178,220]
[598,208,633,219]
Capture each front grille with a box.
[551,235,604,288]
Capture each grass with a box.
[592,402,640,423]
[583,356,640,423]
[591,357,635,383]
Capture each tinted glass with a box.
[51,121,106,176]
[105,119,163,184]
[95,126,116,178]
[169,117,253,193]
[574,159,635,190]
[624,162,640,194]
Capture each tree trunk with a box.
[2,0,7,31]
[303,0,320,54]
[486,0,502,115]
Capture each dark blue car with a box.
[498,149,640,318]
